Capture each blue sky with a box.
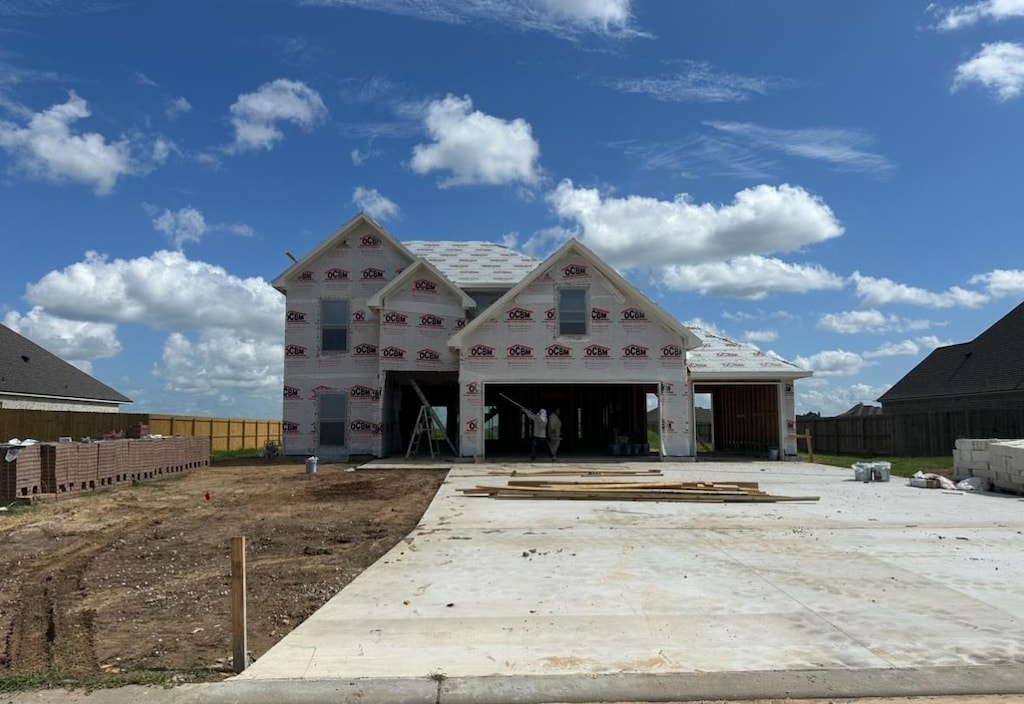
[2,0,1023,420]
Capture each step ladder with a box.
[405,379,458,459]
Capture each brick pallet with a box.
[1,436,211,502]
[1,443,43,500]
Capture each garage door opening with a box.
[694,383,779,459]
[482,382,660,460]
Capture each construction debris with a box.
[460,479,819,503]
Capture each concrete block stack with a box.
[1,443,42,500]
[954,438,1024,493]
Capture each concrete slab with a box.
[201,461,1024,703]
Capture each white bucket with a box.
[305,456,318,474]
[767,447,779,460]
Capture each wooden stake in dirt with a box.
[797,430,814,463]
[231,536,248,673]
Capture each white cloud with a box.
[410,94,541,187]
[0,91,135,194]
[166,96,192,118]
[851,272,990,308]
[952,42,1024,101]
[352,186,400,221]
[500,231,519,249]
[969,268,1024,297]
[547,180,843,268]
[707,121,894,174]
[916,334,953,349]
[25,250,284,338]
[796,381,891,416]
[3,307,121,373]
[862,340,920,358]
[931,0,1024,30]
[154,329,282,397]
[608,62,790,102]
[228,78,327,152]
[793,349,867,377]
[742,329,777,343]
[521,225,574,258]
[614,135,776,180]
[817,309,933,334]
[298,0,641,39]
[143,205,255,250]
[350,148,366,165]
[660,256,845,299]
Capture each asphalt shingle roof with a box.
[878,300,1024,403]
[404,241,539,288]
[0,324,131,404]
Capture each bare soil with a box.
[0,459,447,681]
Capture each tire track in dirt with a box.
[4,507,180,674]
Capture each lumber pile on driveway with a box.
[461,478,818,503]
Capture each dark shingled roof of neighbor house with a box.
[878,300,1024,403]
[0,324,131,404]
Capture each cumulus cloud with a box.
[797,381,891,416]
[851,272,989,309]
[707,121,894,174]
[352,186,400,221]
[931,0,1024,30]
[969,268,1024,297]
[410,94,541,187]
[228,78,327,152]
[3,307,121,373]
[166,96,192,118]
[298,0,641,39]
[0,91,136,194]
[660,256,844,299]
[742,329,778,343]
[862,340,921,358]
[817,309,933,334]
[793,349,867,377]
[547,180,843,269]
[154,329,282,397]
[608,62,791,102]
[952,42,1024,101]
[24,250,284,338]
[143,205,254,250]
[683,317,727,337]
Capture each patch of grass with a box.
[210,448,263,463]
[0,666,219,693]
[800,452,954,478]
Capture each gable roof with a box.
[366,258,476,310]
[404,241,539,289]
[0,324,131,404]
[878,300,1024,403]
[687,327,811,381]
[448,238,703,351]
[272,212,416,294]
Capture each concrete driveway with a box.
[201,460,1024,703]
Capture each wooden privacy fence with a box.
[0,409,281,453]
[796,415,894,456]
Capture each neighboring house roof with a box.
[366,258,476,310]
[405,241,539,289]
[0,324,131,404]
[839,403,882,417]
[879,300,1024,403]
[448,238,704,352]
[687,327,812,381]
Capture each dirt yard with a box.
[0,459,447,682]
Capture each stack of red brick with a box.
[1,436,211,501]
